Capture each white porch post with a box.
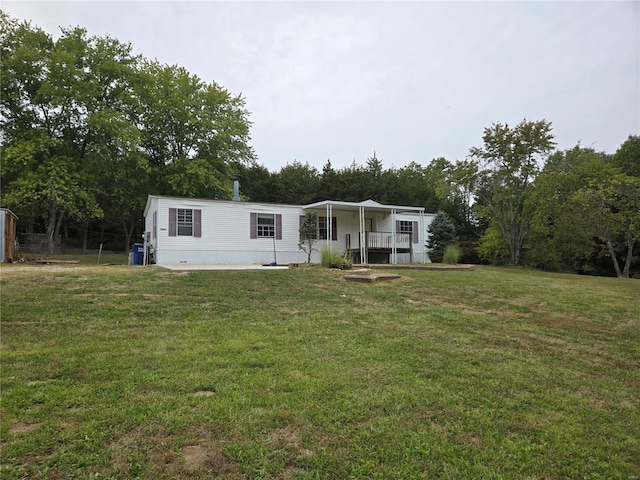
[326,203,332,250]
[359,206,366,264]
[391,208,397,264]
[420,210,425,263]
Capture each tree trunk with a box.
[46,202,58,255]
[123,217,135,254]
[605,238,623,278]
[82,221,89,254]
[493,199,528,266]
[53,212,65,254]
[307,239,313,264]
[622,235,634,279]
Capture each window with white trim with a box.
[177,209,193,236]
[169,208,201,237]
[318,216,328,240]
[257,213,275,238]
[398,220,413,235]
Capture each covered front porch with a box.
[345,231,414,264]
[303,199,427,264]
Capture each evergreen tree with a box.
[426,211,458,263]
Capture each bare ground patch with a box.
[181,443,239,476]
[107,426,240,478]
[0,265,91,274]
[193,390,215,397]
[10,422,42,434]
[268,427,314,458]
[162,271,191,277]
[182,445,209,470]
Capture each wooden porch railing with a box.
[346,232,413,253]
[366,232,411,250]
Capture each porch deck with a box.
[346,232,413,263]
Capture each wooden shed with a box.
[0,208,18,262]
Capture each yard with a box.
[1,263,638,479]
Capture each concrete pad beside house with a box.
[158,264,290,271]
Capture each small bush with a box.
[458,239,481,264]
[321,247,352,269]
[478,225,510,265]
[443,245,462,265]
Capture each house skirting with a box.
[155,248,311,266]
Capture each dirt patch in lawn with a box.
[0,265,90,274]
[10,422,41,434]
[268,428,314,458]
[182,445,209,470]
[181,443,238,475]
[193,390,215,397]
[108,426,240,477]
[162,271,191,277]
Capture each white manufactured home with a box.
[143,195,435,266]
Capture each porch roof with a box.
[303,199,424,214]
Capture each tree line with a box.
[234,129,639,278]
[1,13,638,277]
[1,12,254,253]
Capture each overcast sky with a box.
[4,1,639,172]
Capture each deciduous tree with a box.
[573,174,640,278]
[470,119,556,265]
[527,147,608,273]
[1,19,122,252]
[298,210,318,263]
[137,61,255,199]
[1,12,257,253]
[612,135,640,177]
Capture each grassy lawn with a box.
[1,264,638,479]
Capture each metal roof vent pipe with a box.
[231,174,241,201]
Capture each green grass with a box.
[1,264,638,479]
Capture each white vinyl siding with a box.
[152,198,305,264]
[144,195,436,265]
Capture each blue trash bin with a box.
[132,243,144,265]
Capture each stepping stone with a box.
[343,273,401,283]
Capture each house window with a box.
[250,212,282,240]
[318,216,328,240]
[399,221,413,235]
[257,213,275,238]
[299,215,337,241]
[397,220,419,243]
[168,208,201,237]
[177,209,193,236]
